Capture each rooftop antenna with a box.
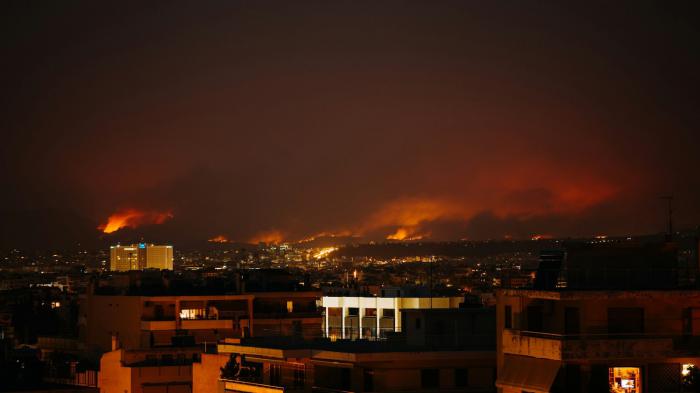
[661,195,674,241]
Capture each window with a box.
[608,308,644,334]
[609,367,641,393]
[563,364,581,393]
[455,368,468,388]
[364,368,374,392]
[421,369,439,389]
[648,363,679,393]
[565,307,580,335]
[415,317,422,329]
[180,308,205,320]
[293,367,305,388]
[382,309,395,318]
[340,368,351,390]
[270,364,281,385]
[526,306,543,331]
[286,301,294,313]
[504,305,512,329]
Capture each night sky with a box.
[2,2,700,248]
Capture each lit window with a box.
[287,301,294,313]
[682,363,695,377]
[609,367,641,393]
[180,309,205,319]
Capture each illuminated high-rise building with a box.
[109,243,173,271]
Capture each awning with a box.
[496,355,561,393]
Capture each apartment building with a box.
[82,291,322,353]
[193,307,496,393]
[496,241,700,393]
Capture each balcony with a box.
[502,329,676,360]
[181,319,234,330]
[254,312,321,319]
[141,320,176,330]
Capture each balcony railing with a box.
[502,328,688,360]
[141,320,177,330]
[254,312,321,319]
[181,319,234,330]
[222,379,287,393]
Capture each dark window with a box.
[415,317,422,329]
[364,368,374,392]
[455,368,468,387]
[565,307,580,335]
[294,368,305,388]
[504,305,512,329]
[383,309,395,318]
[270,364,281,386]
[292,320,302,336]
[564,364,582,393]
[340,368,351,390]
[648,363,680,393]
[421,369,439,389]
[435,320,445,334]
[527,306,543,331]
[608,307,644,334]
[589,365,609,393]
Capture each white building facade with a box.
[321,295,464,340]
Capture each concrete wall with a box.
[499,290,700,336]
[132,365,191,393]
[86,295,143,352]
[99,350,132,393]
[192,353,230,393]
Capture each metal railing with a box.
[506,328,700,351]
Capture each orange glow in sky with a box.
[386,227,425,241]
[248,229,284,244]
[98,208,173,233]
[208,235,230,243]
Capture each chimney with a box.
[111,333,120,351]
